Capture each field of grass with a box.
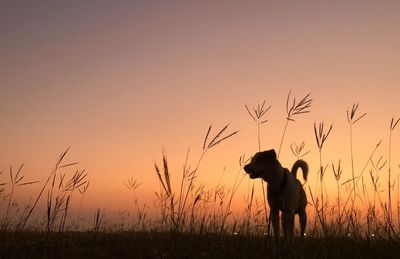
[1,91,400,258]
[1,231,400,258]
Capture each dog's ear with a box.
[269,149,277,159]
[264,149,276,159]
[260,149,277,161]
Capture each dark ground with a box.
[0,231,399,259]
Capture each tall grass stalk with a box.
[246,183,255,234]
[314,122,333,236]
[340,140,382,224]
[20,148,76,230]
[93,208,104,239]
[125,177,144,230]
[347,103,367,210]
[220,155,248,234]
[76,181,90,230]
[179,123,237,229]
[368,171,380,234]
[154,123,237,232]
[369,157,392,235]
[46,172,65,233]
[245,101,271,226]
[0,170,5,201]
[269,90,311,236]
[245,101,271,151]
[388,117,399,234]
[154,151,175,229]
[332,160,343,235]
[2,164,38,230]
[59,169,88,232]
[397,163,400,232]
[177,147,190,229]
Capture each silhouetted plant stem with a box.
[332,160,343,235]
[2,164,39,231]
[347,103,367,212]
[220,155,248,234]
[156,123,237,232]
[246,184,255,234]
[319,150,325,231]
[178,150,206,230]
[76,194,85,229]
[349,123,356,207]
[4,166,17,227]
[92,208,104,240]
[277,119,289,158]
[314,122,333,237]
[388,126,392,228]
[397,163,400,232]
[76,181,90,230]
[21,148,76,231]
[177,147,190,227]
[268,91,311,236]
[245,101,271,230]
[388,117,399,235]
[257,119,261,151]
[340,140,381,222]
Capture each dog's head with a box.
[243,149,279,182]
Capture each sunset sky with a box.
[1,1,400,219]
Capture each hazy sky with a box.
[1,1,399,215]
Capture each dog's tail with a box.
[291,160,308,182]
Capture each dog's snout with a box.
[243,164,251,173]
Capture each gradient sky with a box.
[1,1,400,218]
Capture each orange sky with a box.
[1,1,400,220]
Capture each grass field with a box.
[1,231,399,258]
[1,91,400,258]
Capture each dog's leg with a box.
[287,211,295,247]
[282,210,295,248]
[271,209,280,242]
[271,209,280,255]
[299,208,307,238]
[281,212,288,238]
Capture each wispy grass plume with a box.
[278,90,312,157]
[290,141,310,160]
[245,100,271,151]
